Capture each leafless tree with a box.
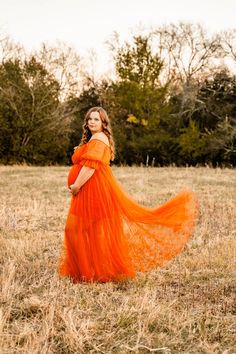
[151,22,222,86]
[0,33,26,62]
[35,41,82,100]
[219,29,236,74]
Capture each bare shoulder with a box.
[91,132,110,146]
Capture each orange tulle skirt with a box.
[58,162,199,283]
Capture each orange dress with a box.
[58,139,199,282]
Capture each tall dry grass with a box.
[0,165,235,354]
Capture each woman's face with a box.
[87,111,103,134]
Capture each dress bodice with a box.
[72,139,111,166]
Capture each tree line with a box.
[0,23,235,166]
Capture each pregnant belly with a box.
[67,164,82,187]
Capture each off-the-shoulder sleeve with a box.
[79,140,106,170]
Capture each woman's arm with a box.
[69,166,95,196]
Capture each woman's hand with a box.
[69,184,80,196]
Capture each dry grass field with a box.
[0,165,235,354]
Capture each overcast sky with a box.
[1,0,236,75]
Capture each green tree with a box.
[106,35,171,165]
[177,120,207,164]
[192,70,236,165]
[0,57,71,164]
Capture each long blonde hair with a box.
[79,107,115,161]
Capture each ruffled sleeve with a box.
[79,140,107,170]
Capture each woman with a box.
[58,107,198,282]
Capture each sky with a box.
[1,0,236,76]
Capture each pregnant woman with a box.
[58,107,198,282]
